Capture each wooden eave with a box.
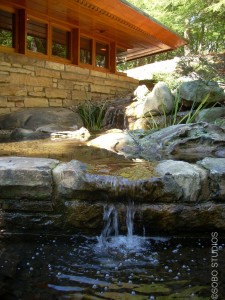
[1,0,187,59]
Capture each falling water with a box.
[96,201,145,252]
[99,205,119,243]
[126,201,135,238]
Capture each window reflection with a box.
[52,27,71,59]
[27,19,47,54]
[96,42,109,68]
[0,10,15,48]
[80,37,92,64]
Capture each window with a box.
[80,37,92,65]
[0,6,118,73]
[96,42,109,68]
[27,19,47,54]
[116,48,127,64]
[0,9,15,48]
[52,27,71,59]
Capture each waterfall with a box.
[101,205,119,240]
[126,201,135,238]
[97,201,137,248]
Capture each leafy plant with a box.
[146,92,212,131]
[77,100,107,131]
[178,93,211,124]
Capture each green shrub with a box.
[146,92,212,131]
[77,100,107,131]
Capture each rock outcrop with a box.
[0,108,83,131]
[88,122,225,161]
[179,80,225,106]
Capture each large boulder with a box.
[87,129,139,155]
[195,107,225,124]
[127,82,174,118]
[140,122,225,161]
[156,160,209,202]
[178,80,225,105]
[0,108,83,131]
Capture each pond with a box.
[0,135,158,178]
[0,135,122,163]
[1,232,225,300]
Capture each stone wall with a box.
[0,156,225,234]
[0,52,138,115]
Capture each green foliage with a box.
[52,42,67,59]
[0,29,13,47]
[142,55,225,91]
[123,0,225,69]
[27,36,46,54]
[146,92,211,131]
[77,101,107,131]
[152,73,180,91]
[176,56,224,83]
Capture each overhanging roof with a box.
[2,0,187,60]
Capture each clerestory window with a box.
[80,37,92,65]
[52,27,71,60]
[0,9,15,48]
[96,42,109,68]
[27,18,47,55]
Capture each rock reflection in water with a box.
[0,136,129,165]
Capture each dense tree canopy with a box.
[122,0,225,68]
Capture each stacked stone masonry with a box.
[0,52,138,115]
[0,156,225,234]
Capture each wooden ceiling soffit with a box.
[2,0,187,57]
[121,47,172,62]
[83,0,187,49]
[73,0,165,47]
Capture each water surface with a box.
[0,233,224,300]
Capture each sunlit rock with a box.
[126,82,174,119]
[156,160,210,202]
[0,156,59,200]
[50,127,90,141]
[87,130,138,155]
[197,157,225,201]
[133,84,149,100]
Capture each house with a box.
[0,0,186,114]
